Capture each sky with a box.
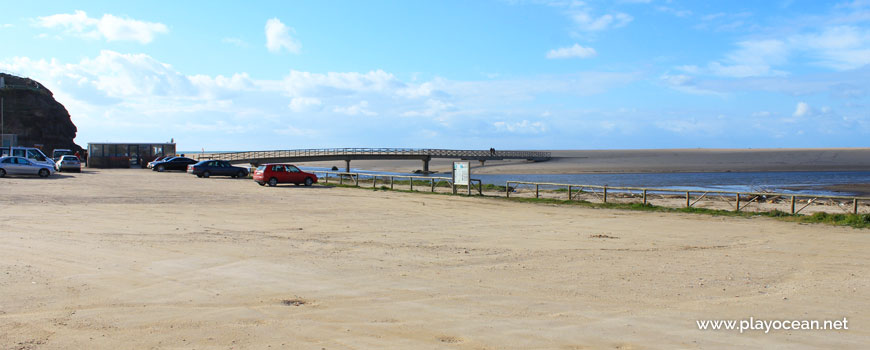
[2,0,870,151]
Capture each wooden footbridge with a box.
[194,148,551,172]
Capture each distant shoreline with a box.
[283,148,870,175]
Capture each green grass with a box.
[319,182,870,229]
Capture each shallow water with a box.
[299,167,870,196]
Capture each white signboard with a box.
[453,161,470,186]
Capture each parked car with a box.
[151,157,197,172]
[52,148,75,161]
[187,160,248,178]
[55,155,82,172]
[147,155,173,169]
[0,147,55,169]
[253,163,317,187]
[0,156,55,177]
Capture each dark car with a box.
[187,160,248,178]
[151,157,197,172]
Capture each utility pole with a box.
[1,96,4,147]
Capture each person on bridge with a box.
[490,147,495,156]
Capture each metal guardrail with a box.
[313,170,484,195]
[506,181,870,215]
[196,148,551,162]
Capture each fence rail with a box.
[506,181,870,215]
[312,170,484,195]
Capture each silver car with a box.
[55,155,82,172]
[0,156,55,177]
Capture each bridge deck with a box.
[194,148,551,165]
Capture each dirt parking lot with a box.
[1,169,868,349]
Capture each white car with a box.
[0,147,55,169]
[0,156,55,177]
[56,155,82,172]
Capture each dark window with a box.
[287,165,300,172]
[1,158,11,163]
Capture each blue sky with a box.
[2,0,870,150]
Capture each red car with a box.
[253,163,318,187]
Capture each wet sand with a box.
[1,169,868,349]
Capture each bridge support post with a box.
[422,156,430,174]
[345,159,351,173]
[479,160,485,167]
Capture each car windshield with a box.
[62,156,79,161]
[256,165,265,171]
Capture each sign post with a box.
[453,161,471,195]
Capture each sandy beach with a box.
[1,169,867,349]
[292,148,870,175]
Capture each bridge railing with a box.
[195,148,551,162]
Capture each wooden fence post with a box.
[686,192,690,208]
[568,186,572,201]
[642,189,647,205]
[854,198,859,214]
[791,196,796,214]
[735,194,740,212]
[390,176,394,190]
[603,187,607,203]
[506,183,510,198]
[535,184,539,198]
[355,174,359,187]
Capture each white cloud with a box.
[1,24,13,28]
[708,39,789,77]
[34,10,168,44]
[402,99,453,117]
[791,26,870,70]
[265,18,300,54]
[793,101,811,117]
[0,50,645,149]
[333,100,377,116]
[493,120,547,134]
[655,6,692,17]
[546,44,597,59]
[288,97,322,112]
[222,37,248,47]
[570,10,633,31]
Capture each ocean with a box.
[297,167,870,196]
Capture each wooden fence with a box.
[312,170,484,195]
[506,181,870,215]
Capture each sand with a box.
[293,148,870,175]
[1,169,868,349]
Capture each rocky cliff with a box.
[0,73,82,152]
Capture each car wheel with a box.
[304,177,313,186]
[38,168,50,178]
[202,171,210,178]
[237,170,246,178]
[196,174,202,178]
[268,177,278,187]
[0,169,5,177]
[157,165,165,172]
